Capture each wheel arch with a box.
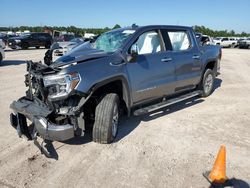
[89,76,132,116]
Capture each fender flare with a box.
[89,76,132,116]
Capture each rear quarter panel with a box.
[200,45,221,74]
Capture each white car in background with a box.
[51,38,86,61]
[0,46,5,63]
[213,37,237,48]
[200,35,215,45]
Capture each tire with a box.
[36,46,40,49]
[0,53,2,63]
[45,42,51,49]
[93,93,119,144]
[21,43,28,50]
[198,69,215,97]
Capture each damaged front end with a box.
[10,61,88,150]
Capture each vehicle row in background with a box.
[0,30,98,51]
[213,37,238,48]
[199,35,250,48]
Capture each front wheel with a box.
[93,93,120,144]
[198,69,215,97]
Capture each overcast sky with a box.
[1,0,250,33]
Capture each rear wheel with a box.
[92,93,119,144]
[198,69,215,97]
[35,46,40,49]
[45,42,51,49]
[21,43,28,50]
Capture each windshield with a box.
[70,38,83,43]
[93,29,135,53]
[20,33,30,38]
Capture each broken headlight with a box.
[43,72,81,100]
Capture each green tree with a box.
[113,24,121,29]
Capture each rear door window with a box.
[38,34,47,41]
[168,31,191,51]
[161,30,191,51]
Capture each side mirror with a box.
[127,43,138,62]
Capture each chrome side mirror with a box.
[130,43,138,54]
[127,43,138,62]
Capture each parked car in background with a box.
[10,25,222,156]
[53,33,82,42]
[0,33,17,45]
[213,37,237,48]
[200,35,215,45]
[44,37,86,64]
[0,46,5,63]
[8,33,52,49]
[238,38,250,49]
[52,37,86,57]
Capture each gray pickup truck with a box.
[10,25,221,155]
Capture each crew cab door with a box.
[126,30,176,105]
[161,29,202,92]
[29,33,39,47]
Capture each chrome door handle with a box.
[192,55,200,59]
[161,58,172,62]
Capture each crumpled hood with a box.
[50,42,110,68]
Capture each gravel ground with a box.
[0,48,249,188]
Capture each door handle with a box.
[161,57,172,62]
[192,55,200,59]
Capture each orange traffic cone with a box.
[208,145,227,184]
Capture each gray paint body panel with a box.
[54,25,221,108]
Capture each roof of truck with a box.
[137,25,192,30]
[110,25,193,33]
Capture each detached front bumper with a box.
[10,98,74,141]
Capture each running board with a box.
[133,90,202,116]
